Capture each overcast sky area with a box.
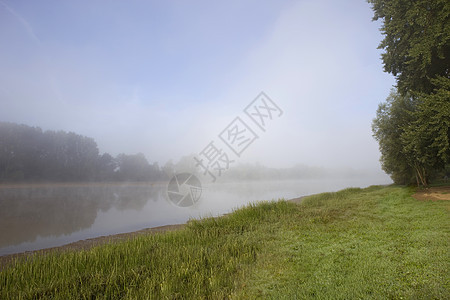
[0,0,395,179]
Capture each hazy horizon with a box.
[0,0,395,180]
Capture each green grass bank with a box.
[1,185,449,299]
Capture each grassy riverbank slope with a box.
[1,185,449,299]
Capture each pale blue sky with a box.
[0,0,395,176]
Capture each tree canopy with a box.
[370,0,450,185]
[368,0,450,95]
[372,90,416,184]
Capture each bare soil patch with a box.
[412,186,450,201]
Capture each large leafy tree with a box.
[370,0,450,186]
[401,77,450,185]
[372,90,416,184]
[368,0,450,95]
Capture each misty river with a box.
[0,177,391,255]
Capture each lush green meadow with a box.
[1,185,449,299]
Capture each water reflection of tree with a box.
[0,184,165,247]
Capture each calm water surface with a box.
[0,178,391,255]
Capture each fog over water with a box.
[0,0,395,254]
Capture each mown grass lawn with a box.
[1,185,449,299]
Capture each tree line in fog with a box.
[0,122,376,183]
[0,122,169,182]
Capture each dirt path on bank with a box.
[412,186,450,201]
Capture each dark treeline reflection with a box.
[0,184,165,247]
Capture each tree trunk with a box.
[414,164,428,187]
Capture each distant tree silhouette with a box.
[0,122,164,183]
